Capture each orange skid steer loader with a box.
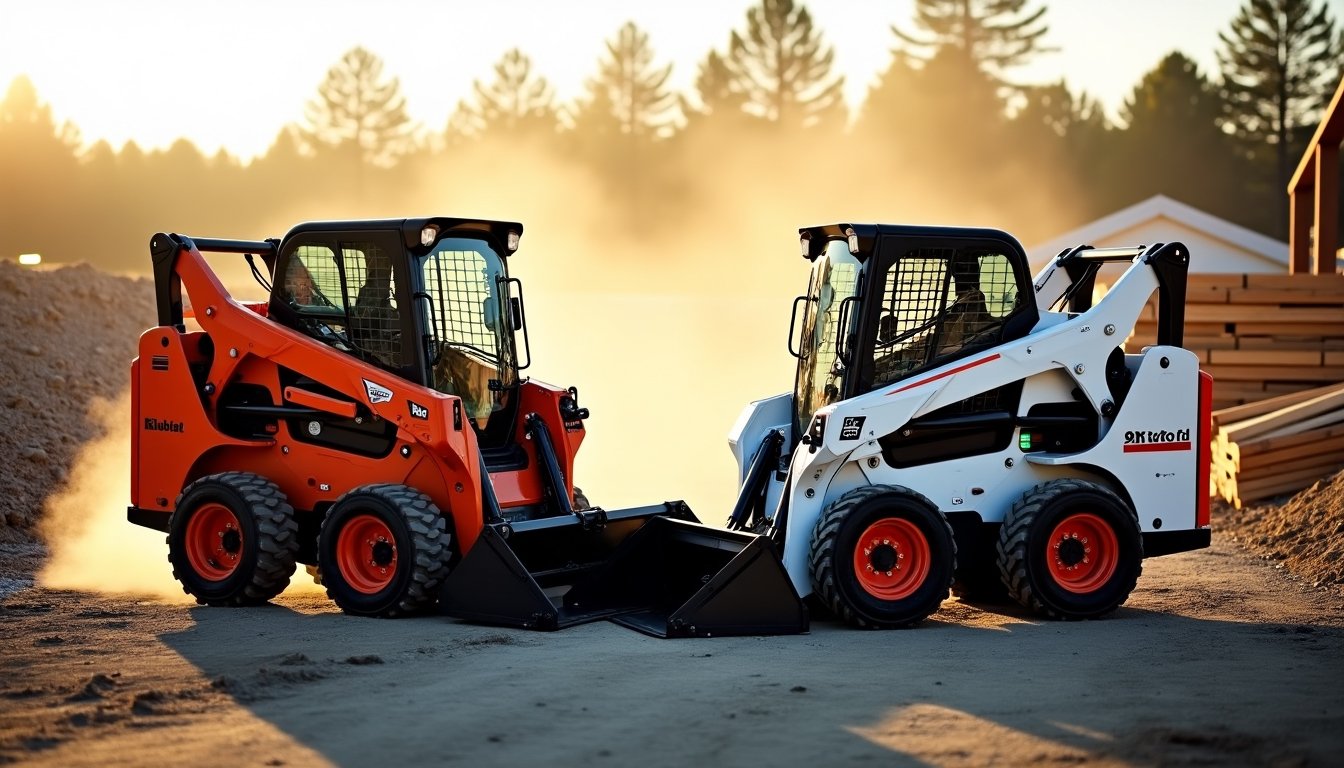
[128,218,806,637]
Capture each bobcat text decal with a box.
[144,418,185,433]
[1122,428,1191,453]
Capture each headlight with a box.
[420,225,440,247]
[507,230,521,252]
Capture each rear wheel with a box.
[318,484,450,617]
[167,472,299,605]
[997,479,1142,620]
[809,485,956,629]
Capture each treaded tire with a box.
[997,479,1143,620]
[809,484,956,629]
[167,472,299,606]
[318,484,450,617]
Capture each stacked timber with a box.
[1211,383,1344,508]
[1127,273,1344,410]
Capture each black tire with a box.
[809,485,956,629]
[317,484,450,617]
[997,479,1143,620]
[167,472,299,606]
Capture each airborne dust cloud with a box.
[16,127,1082,601]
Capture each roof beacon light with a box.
[506,230,521,252]
[845,228,860,255]
[420,225,440,247]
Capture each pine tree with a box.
[573,22,679,142]
[1115,53,1250,224]
[718,0,845,129]
[1217,0,1339,232]
[448,49,559,145]
[892,0,1052,85]
[297,47,415,168]
[0,76,82,262]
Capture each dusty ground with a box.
[3,262,1343,766]
[1,535,1341,767]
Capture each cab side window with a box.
[871,249,1020,388]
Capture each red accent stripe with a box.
[1197,371,1213,528]
[1122,441,1192,453]
[886,354,1001,395]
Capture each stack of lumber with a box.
[1127,273,1344,410]
[1211,383,1344,508]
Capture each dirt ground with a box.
[0,534,1341,767]
[3,262,1343,766]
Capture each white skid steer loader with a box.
[726,224,1212,628]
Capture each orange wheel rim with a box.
[336,514,398,595]
[185,502,243,581]
[1046,512,1119,594]
[852,518,931,600]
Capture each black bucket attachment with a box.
[438,501,698,630]
[438,507,808,637]
[566,516,808,638]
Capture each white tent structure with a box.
[1028,195,1289,274]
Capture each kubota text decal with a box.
[1122,428,1191,453]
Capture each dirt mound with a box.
[1217,470,1344,593]
[0,261,154,541]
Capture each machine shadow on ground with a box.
[145,593,1344,767]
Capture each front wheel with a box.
[809,485,956,629]
[167,472,299,605]
[997,479,1143,620]
[317,484,450,617]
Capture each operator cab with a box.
[790,224,1039,443]
[269,217,528,450]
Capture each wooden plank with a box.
[1220,386,1344,442]
[1244,273,1344,290]
[1237,435,1344,472]
[1227,288,1344,305]
[1208,349,1323,366]
[1132,322,1231,337]
[1325,351,1344,365]
[1258,408,1344,440]
[1233,322,1344,336]
[1234,447,1344,481]
[1184,336,1239,351]
[1199,364,1344,382]
[1224,422,1344,467]
[1237,337,1344,350]
[1233,461,1344,504]
[1189,274,1245,291]
[1187,305,1344,324]
[1211,382,1342,427]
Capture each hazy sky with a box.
[2,0,1342,161]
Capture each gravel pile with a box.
[1218,470,1344,594]
[0,261,154,543]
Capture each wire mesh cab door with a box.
[270,230,417,382]
[851,232,1039,468]
[859,233,1037,395]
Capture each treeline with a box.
[1,0,1341,275]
